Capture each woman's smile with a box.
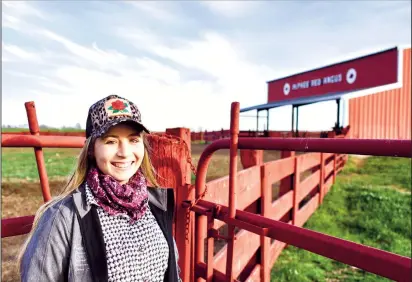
[111,161,135,169]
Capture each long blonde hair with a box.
[17,132,159,273]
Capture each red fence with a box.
[191,127,350,143]
[2,101,411,282]
[192,150,346,281]
[187,102,411,282]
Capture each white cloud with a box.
[2,1,47,20]
[2,1,411,133]
[2,42,42,62]
[2,1,50,35]
[2,1,48,32]
[116,27,163,51]
[3,19,272,130]
[2,14,21,30]
[4,70,49,82]
[153,32,274,83]
[125,1,179,22]
[36,29,128,66]
[154,32,239,77]
[200,1,260,18]
[155,32,275,96]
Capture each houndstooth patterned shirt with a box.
[85,185,170,282]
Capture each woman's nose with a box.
[117,142,132,157]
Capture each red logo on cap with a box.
[109,100,128,112]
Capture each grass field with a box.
[1,145,410,282]
[271,156,411,281]
[2,128,84,133]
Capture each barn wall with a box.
[348,48,411,139]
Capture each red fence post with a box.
[239,149,263,169]
[319,153,325,205]
[225,102,240,282]
[164,128,193,282]
[260,165,270,282]
[279,151,295,197]
[24,102,51,202]
[333,154,337,183]
[292,157,300,225]
[206,215,215,281]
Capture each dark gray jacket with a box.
[21,184,180,282]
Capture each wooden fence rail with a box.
[196,151,347,280]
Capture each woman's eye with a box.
[105,140,116,144]
[131,138,141,143]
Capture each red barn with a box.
[241,46,411,140]
[347,47,411,139]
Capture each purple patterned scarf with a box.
[86,166,149,223]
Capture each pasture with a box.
[1,144,411,282]
[1,128,84,133]
[271,156,411,281]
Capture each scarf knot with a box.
[86,167,148,223]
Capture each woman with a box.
[18,95,181,282]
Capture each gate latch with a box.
[207,228,237,241]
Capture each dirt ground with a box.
[191,143,281,160]
[2,180,67,282]
[2,144,283,281]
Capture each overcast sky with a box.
[2,1,411,131]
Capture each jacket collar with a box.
[73,183,169,218]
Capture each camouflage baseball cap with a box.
[85,94,150,139]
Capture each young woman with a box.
[18,95,181,282]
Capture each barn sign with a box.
[267,47,399,103]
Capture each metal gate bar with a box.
[2,134,85,148]
[194,137,411,160]
[192,101,412,282]
[190,199,411,282]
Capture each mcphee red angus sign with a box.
[267,47,399,103]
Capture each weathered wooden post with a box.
[240,149,263,169]
[149,128,193,282]
[260,164,270,282]
[292,157,300,225]
[319,153,325,205]
[279,151,295,201]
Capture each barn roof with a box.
[240,91,345,113]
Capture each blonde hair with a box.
[17,132,159,273]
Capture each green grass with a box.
[357,157,411,192]
[2,128,30,132]
[2,127,84,133]
[191,140,207,145]
[271,156,411,281]
[1,148,81,181]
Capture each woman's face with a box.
[93,123,145,184]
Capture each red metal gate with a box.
[2,101,411,282]
[185,102,411,282]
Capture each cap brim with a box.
[93,117,150,138]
